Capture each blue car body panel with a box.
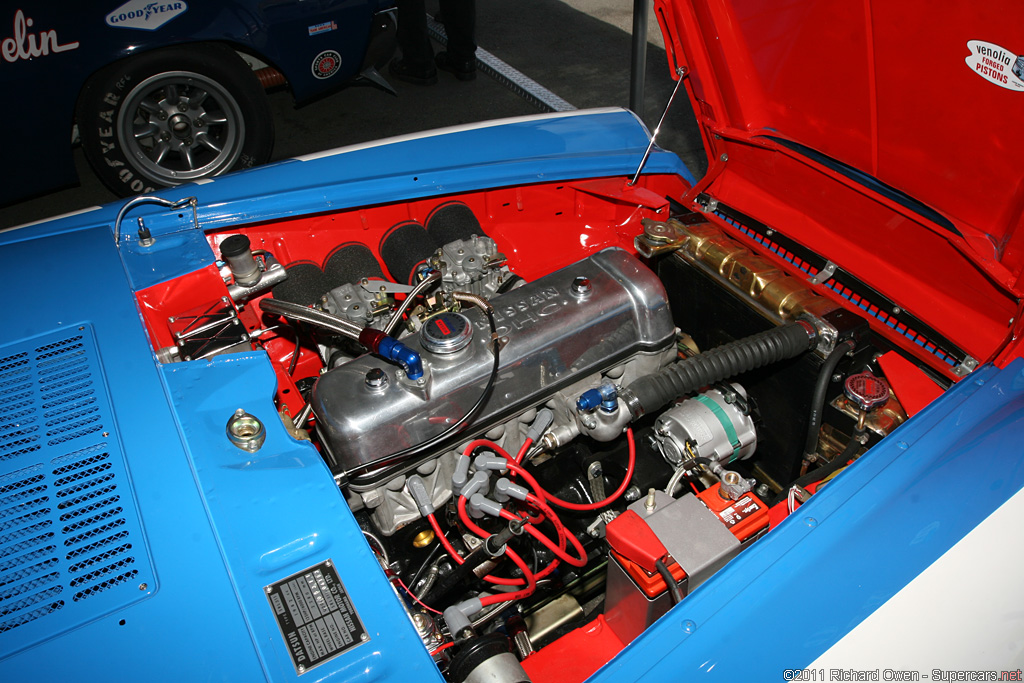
[0,0,392,204]
[0,107,1019,680]
[0,228,268,680]
[5,108,692,290]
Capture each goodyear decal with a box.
[106,1,188,31]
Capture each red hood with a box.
[656,0,1024,365]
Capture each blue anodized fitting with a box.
[376,336,424,380]
[576,382,619,413]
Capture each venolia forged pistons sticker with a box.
[965,40,1024,91]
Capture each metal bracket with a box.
[808,260,838,285]
[952,355,980,377]
[693,192,720,214]
[170,298,248,361]
[360,278,415,296]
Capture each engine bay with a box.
[133,175,953,682]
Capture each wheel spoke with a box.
[150,140,171,164]
[163,83,179,104]
[195,132,222,153]
[188,89,209,108]
[179,144,196,170]
[133,122,161,141]
[137,97,162,115]
[203,112,228,125]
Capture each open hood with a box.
[656,0,1024,365]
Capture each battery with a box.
[604,491,741,643]
[696,483,770,543]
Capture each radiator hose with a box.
[624,321,817,418]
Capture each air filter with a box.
[425,201,486,245]
[379,220,437,285]
[272,262,329,306]
[323,243,385,290]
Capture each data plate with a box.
[265,560,368,674]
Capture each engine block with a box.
[312,248,676,490]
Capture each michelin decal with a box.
[1,9,79,63]
[106,1,187,31]
[965,40,1024,91]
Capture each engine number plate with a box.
[265,560,368,674]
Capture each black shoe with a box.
[388,58,437,86]
[435,52,476,81]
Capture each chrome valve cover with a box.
[312,248,675,481]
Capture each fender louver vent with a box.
[0,327,153,658]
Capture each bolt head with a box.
[365,368,389,390]
[570,276,593,298]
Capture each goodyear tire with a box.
[77,43,274,197]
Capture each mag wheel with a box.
[78,43,273,197]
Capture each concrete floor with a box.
[560,0,666,48]
[0,0,705,229]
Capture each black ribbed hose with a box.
[803,339,856,459]
[626,321,816,418]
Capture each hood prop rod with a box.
[629,66,688,186]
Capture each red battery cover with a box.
[697,484,770,542]
[605,510,686,598]
[609,551,687,598]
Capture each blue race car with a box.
[0,1,395,204]
[1,0,1023,680]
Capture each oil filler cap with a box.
[420,312,473,354]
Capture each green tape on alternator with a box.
[694,394,741,462]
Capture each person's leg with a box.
[435,0,476,79]
[438,0,476,61]
[392,0,437,83]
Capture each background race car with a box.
[0,1,395,203]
